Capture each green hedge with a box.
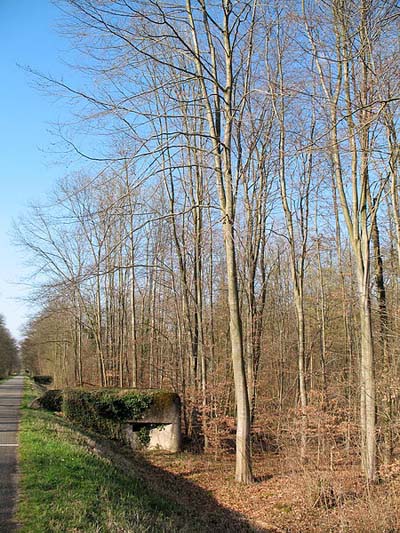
[62,388,155,441]
[37,389,63,411]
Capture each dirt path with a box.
[0,376,24,532]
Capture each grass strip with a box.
[17,381,200,533]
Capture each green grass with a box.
[17,381,201,533]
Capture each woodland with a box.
[16,0,400,511]
[0,315,19,378]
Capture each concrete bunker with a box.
[124,392,181,452]
[35,386,182,453]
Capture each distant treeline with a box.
[0,315,19,378]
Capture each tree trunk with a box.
[223,218,253,483]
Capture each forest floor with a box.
[142,448,400,532]
[44,423,400,533]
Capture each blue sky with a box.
[0,0,75,339]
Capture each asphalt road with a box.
[0,376,24,532]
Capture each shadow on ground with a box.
[52,413,271,532]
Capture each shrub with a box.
[138,426,151,447]
[33,376,53,386]
[38,389,63,411]
[62,388,155,442]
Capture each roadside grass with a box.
[17,381,215,533]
